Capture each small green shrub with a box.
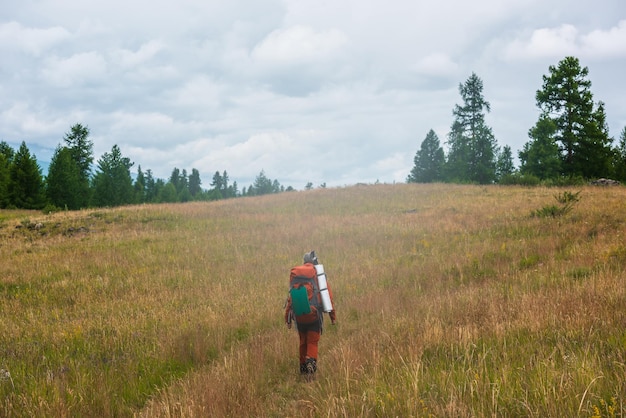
[499,173,541,186]
[531,191,581,218]
[42,204,61,214]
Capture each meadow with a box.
[0,183,625,417]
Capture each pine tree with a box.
[158,182,178,203]
[250,170,279,195]
[574,101,614,179]
[0,141,14,208]
[8,141,46,209]
[188,168,202,197]
[134,165,146,203]
[210,171,224,200]
[91,145,134,207]
[614,127,626,182]
[144,169,158,202]
[445,73,498,184]
[46,146,83,209]
[222,171,230,196]
[519,116,562,180]
[495,145,515,182]
[169,168,181,195]
[179,169,189,199]
[63,124,93,207]
[408,129,445,183]
[535,56,612,178]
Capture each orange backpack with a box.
[289,264,322,324]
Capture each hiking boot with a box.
[305,358,317,375]
[299,363,307,375]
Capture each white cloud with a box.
[110,40,164,69]
[581,19,626,57]
[41,52,107,87]
[505,24,578,59]
[413,53,460,77]
[373,152,412,183]
[1,0,625,189]
[252,25,348,67]
[504,20,626,60]
[0,102,65,136]
[0,22,70,55]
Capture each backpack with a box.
[289,264,322,324]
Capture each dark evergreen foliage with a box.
[495,145,515,182]
[46,146,84,210]
[8,141,46,209]
[534,56,613,179]
[91,144,134,207]
[614,127,626,182]
[0,141,14,208]
[408,129,445,183]
[63,123,94,208]
[445,73,498,184]
[519,117,562,180]
[3,57,623,211]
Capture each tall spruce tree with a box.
[188,168,202,197]
[0,141,14,208]
[91,145,134,207]
[407,129,445,183]
[445,73,498,184]
[614,127,626,182]
[169,168,181,195]
[134,165,146,203]
[63,124,94,207]
[8,141,46,209]
[535,56,613,178]
[144,169,159,202]
[46,145,83,209]
[210,170,224,200]
[249,170,279,195]
[495,145,515,182]
[519,116,562,180]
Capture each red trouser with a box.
[298,329,321,364]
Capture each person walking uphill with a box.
[284,251,336,380]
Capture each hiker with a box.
[285,251,336,378]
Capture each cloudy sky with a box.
[1,0,625,189]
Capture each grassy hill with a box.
[0,184,624,417]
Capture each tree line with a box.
[3,55,625,211]
[0,124,291,210]
[408,56,626,185]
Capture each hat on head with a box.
[303,251,316,264]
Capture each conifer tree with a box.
[169,168,181,195]
[408,129,445,183]
[0,141,14,208]
[63,124,93,207]
[445,73,498,184]
[249,170,280,195]
[188,168,202,197]
[614,127,626,182]
[519,116,561,180]
[157,182,178,203]
[8,141,46,209]
[134,165,146,203]
[46,146,83,209]
[495,145,515,182]
[535,56,613,178]
[91,145,134,207]
[144,169,158,202]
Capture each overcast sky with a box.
[1,0,625,189]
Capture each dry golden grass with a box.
[1,184,625,417]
